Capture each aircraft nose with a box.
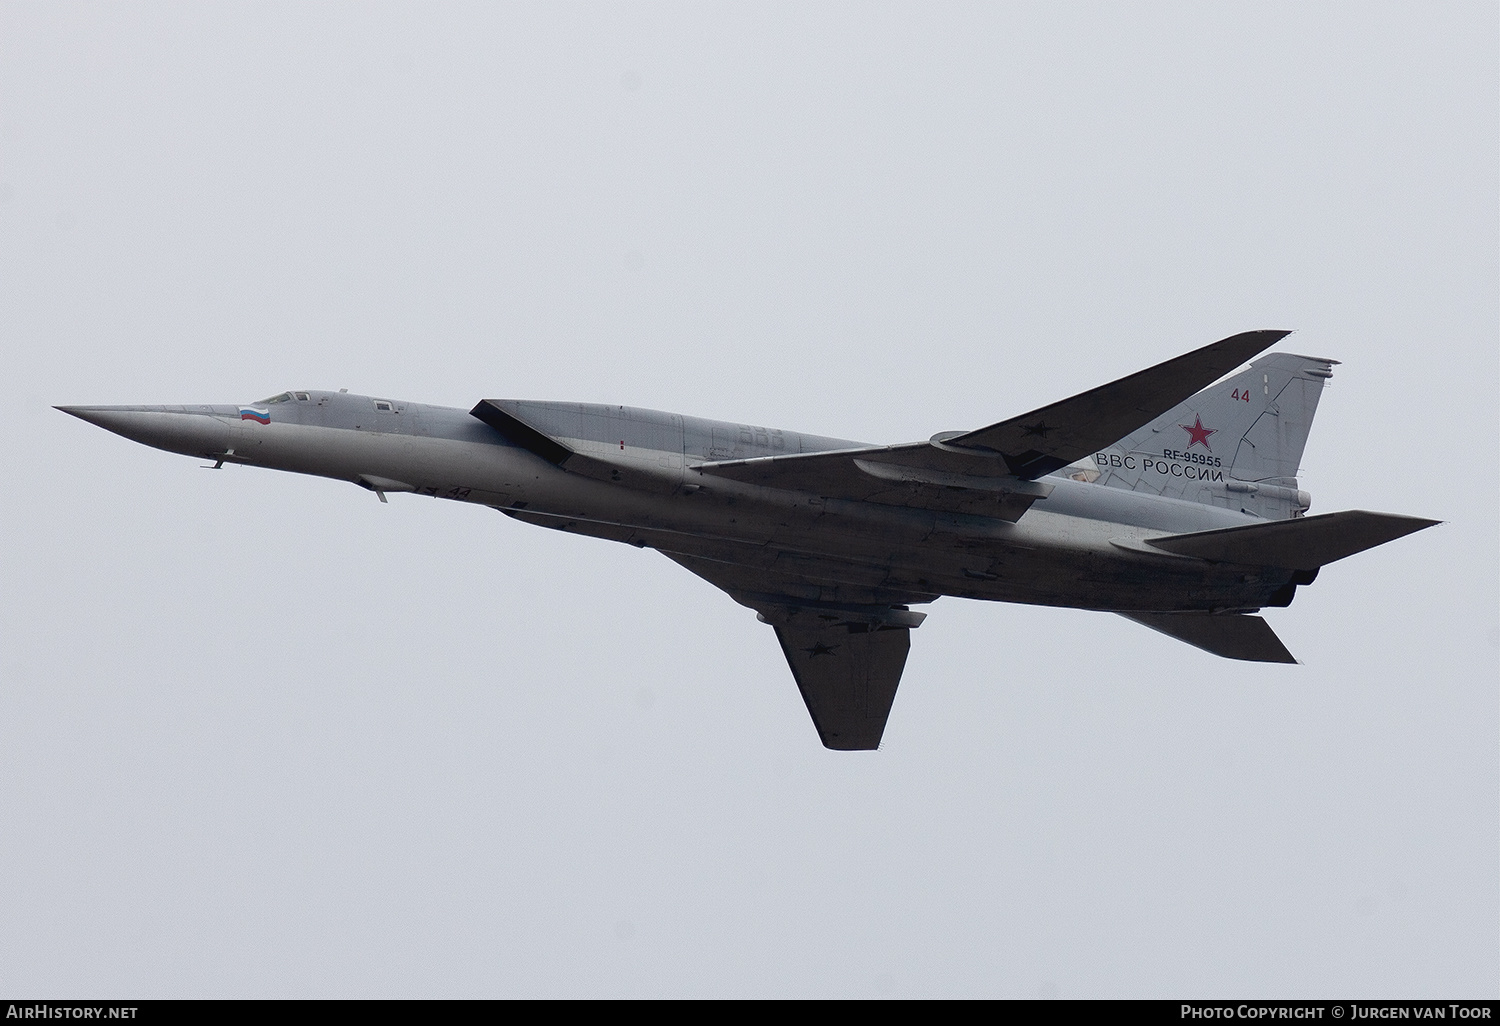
[56,404,232,457]
[56,404,172,428]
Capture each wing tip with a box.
[1219,328,1295,356]
[820,734,883,752]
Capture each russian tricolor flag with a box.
[239,406,270,424]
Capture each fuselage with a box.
[60,390,1302,614]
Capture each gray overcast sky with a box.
[2,2,1495,998]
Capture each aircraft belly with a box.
[228,425,1287,613]
[494,469,1281,613]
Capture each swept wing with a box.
[663,552,926,751]
[943,329,1291,477]
[691,330,1290,517]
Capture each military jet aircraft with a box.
[58,331,1436,750]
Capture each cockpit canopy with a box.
[258,391,312,405]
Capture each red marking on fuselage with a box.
[1179,415,1216,451]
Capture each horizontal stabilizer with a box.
[943,330,1290,478]
[1145,510,1439,571]
[1118,612,1297,663]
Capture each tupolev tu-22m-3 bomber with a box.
[59,331,1437,750]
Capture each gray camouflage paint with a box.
[58,387,1302,616]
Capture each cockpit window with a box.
[258,392,294,404]
[373,400,394,413]
[294,392,310,401]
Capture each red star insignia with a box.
[1179,414,1216,451]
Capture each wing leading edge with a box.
[943,329,1291,477]
[692,331,1291,515]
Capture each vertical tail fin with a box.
[1087,352,1336,519]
